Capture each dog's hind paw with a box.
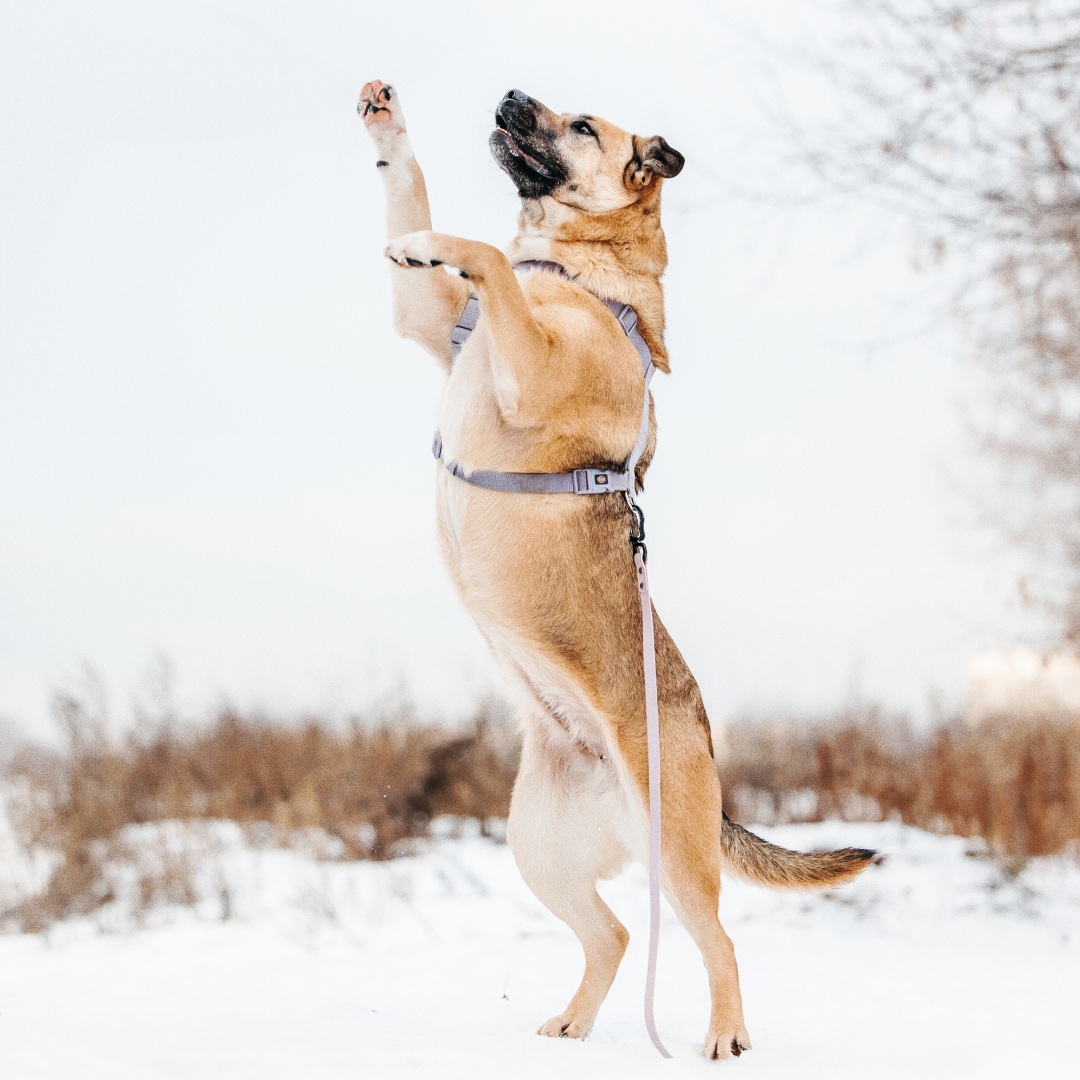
[705,1025,752,1061]
[537,1011,594,1040]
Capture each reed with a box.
[719,707,1080,861]
[5,696,1078,932]
[3,699,518,932]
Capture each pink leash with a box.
[632,515,672,1058]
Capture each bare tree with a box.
[778,0,1080,638]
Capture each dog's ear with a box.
[626,135,685,190]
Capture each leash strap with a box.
[635,543,672,1059]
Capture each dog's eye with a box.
[571,121,595,138]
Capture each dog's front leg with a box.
[358,81,468,370]
[386,231,554,424]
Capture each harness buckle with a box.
[574,468,613,493]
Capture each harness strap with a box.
[431,432,631,495]
[449,294,481,361]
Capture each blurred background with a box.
[4,0,1069,743]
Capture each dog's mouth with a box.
[489,99,568,198]
[492,114,557,179]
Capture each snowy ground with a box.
[1,820,1077,1079]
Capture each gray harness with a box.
[430,259,672,1059]
[431,260,655,498]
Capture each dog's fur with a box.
[358,82,876,1060]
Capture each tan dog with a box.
[358,81,876,1060]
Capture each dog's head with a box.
[490,90,684,212]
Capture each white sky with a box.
[0,0,1046,740]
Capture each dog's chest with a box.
[437,343,497,473]
[433,342,528,566]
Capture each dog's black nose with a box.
[496,89,538,134]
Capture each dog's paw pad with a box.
[358,81,395,124]
[359,81,409,155]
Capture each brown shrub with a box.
[3,698,519,932]
[719,707,1080,861]
[7,693,1080,933]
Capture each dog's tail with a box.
[720,813,880,890]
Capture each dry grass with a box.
[719,706,1080,864]
[2,698,518,932]
[4,696,1079,933]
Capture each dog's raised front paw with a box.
[385,231,453,272]
[358,81,408,156]
[358,80,395,124]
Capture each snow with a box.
[1,821,1077,1078]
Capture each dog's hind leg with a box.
[655,739,752,1060]
[358,80,469,368]
[508,720,632,1040]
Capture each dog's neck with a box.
[505,188,672,372]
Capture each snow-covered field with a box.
[1,821,1077,1079]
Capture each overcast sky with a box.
[0,0,1046,740]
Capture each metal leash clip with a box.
[627,498,647,561]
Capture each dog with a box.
[358,81,876,1060]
